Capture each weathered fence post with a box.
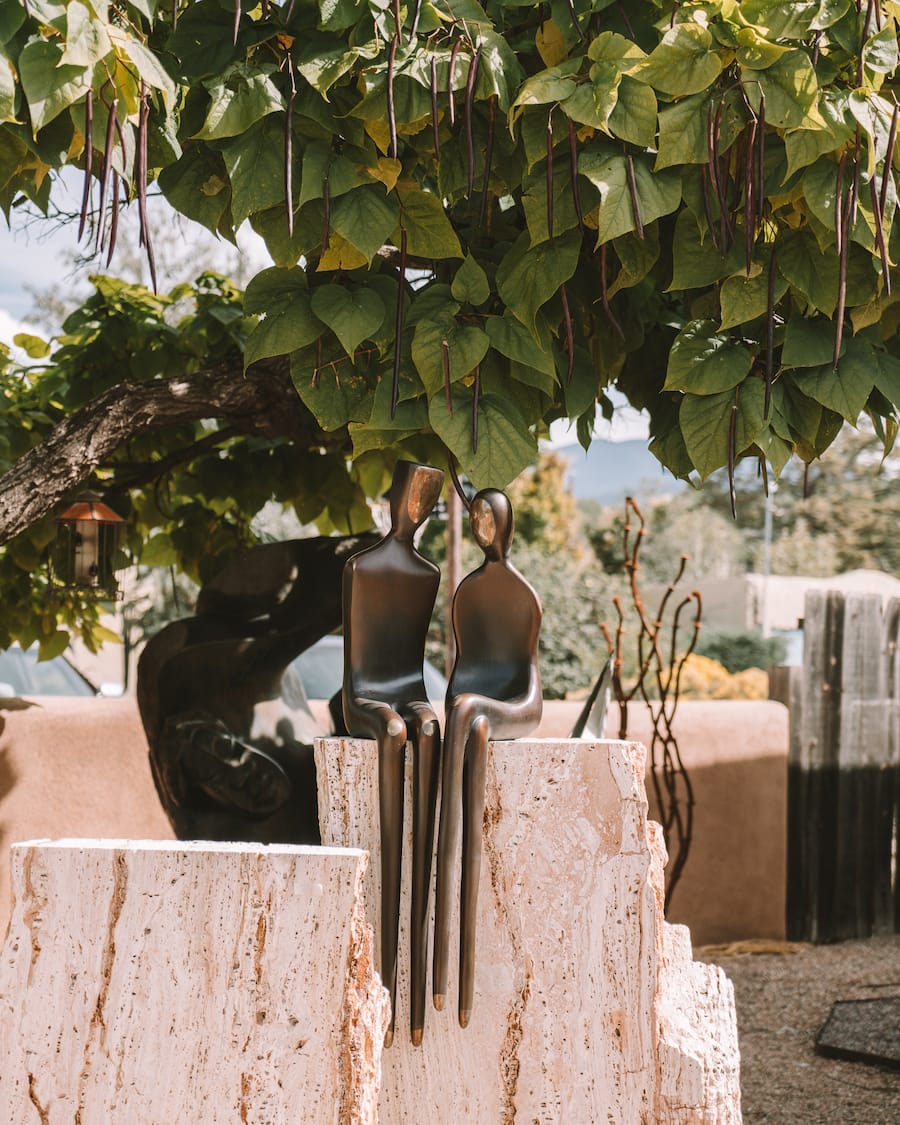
[787,591,900,942]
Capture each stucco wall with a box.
[0,697,788,946]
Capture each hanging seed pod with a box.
[834,152,847,256]
[478,95,496,227]
[285,59,296,238]
[625,154,643,239]
[568,118,584,233]
[387,37,399,161]
[560,281,574,385]
[565,0,586,41]
[465,45,482,198]
[233,0,240,46]
[759,454,769,498]
[756,91,766,217]
[391,228,407,418]
[471,363,481,451]
[765,246,777,419]
[430,55,441,159]
[321,174,331,256]
[700,165,720,251]
[727,398,738,519]
[106,172,119,267]
[870,177,891,296]
[411,0,423,39]
[78,91,93,242]
[546,112,555,238]
[803,462,810,499]
[393,0,402,43]
[442,338,453,414]
[834,177,853,369]
[95,96,118,255]
[744,119,757,276]
[448,41,461,128]
[879,101,898,221]
[137,88,157,292]
[313,335,322,388]
[850,123,862,229]
[600,243,625,341]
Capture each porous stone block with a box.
[0,839,389,1124]
[315,736,742,1124]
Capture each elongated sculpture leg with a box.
[459,715,489,1028]
[406,702,440,1045]
[378,715,407,1047]
[432,705,468,1010]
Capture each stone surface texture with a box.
[316,736,741,1123]
[0,839,390,1124]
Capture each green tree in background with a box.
[1,1,900,654]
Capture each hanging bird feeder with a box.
[53,494,125,596]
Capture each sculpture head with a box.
[470,488,514,561]
[389,461,444,538]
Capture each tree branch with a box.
[0,357,333,546]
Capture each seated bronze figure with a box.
[432,487,542,1028]
[138,534,376,846]
[341,459,445,1048]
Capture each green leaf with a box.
[293,350,372,432]
[296,37,360,96]
[243,268,322,368]
[12,332,50,358]
[740,0,820,38]
[329,185,399,263]
[777,229,840,316]
[61,3,111,70]
[665,319,753,395]
[680,378,767,480]
[511,60,581,111]
[452,253,491,305]
[412,316,490,396]
[195,68,284,140]
[631,24,724,97]
[38,630,71,663]
[19,39,90,132]
[562,70,620,132]
[140,532,177,567]
[310,285,386,358]
[578,152,680,244]
[863,24,898,76]
[0,58,14,124]
[781,316,839,367]
[116,31,176,109]
[221,116,285,225]
[587,31,647,71]
[734,27,791,69]
[607,77,657,148]
[719,264,788,330]
[484,313,556,377]
[871,348,900,407]
[496,229,580,338]
[744,50,818,130]
[428,390,537,490]
[394,183,463,259]
[158,145,232,236]
[783,98,853,180]
[793,338,876,422]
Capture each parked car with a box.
[290,634,447,704]
[0,645,97,696]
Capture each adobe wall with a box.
[0,696,788,946]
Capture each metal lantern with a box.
[54,494,125,596]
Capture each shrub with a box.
[695,630,787,674]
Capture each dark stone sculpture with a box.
[432,487,542,1028]
[341,460,445,1047]
[137,533,376,845]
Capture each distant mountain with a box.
[555,439,685,506]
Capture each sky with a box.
[0,185,649,443]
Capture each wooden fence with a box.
[782,591,900,943]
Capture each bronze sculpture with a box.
[341,460,445,1047]
[432,487,542,1028]
[137,534,376,845]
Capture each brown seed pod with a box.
[321,174,331,256]
[313,335,322,388]
[727,398,738,519]
[700,164,720,251]
[546,113,555,238]
[465,45,482,198]
[106,172,119,267]
[600,243,625,341]
[472,362,481,450]
[78,91,93,242]
[568,118,584,233]
[285,59,296,238]
[765,246,777,419]
[626,153,643,239]
[870,177,891,296]
[387,37,399,161]
[560,281,574,385]
[478,95,496,227]
[430,54,441,160]
[448,41,461,128]
[744,119,757,276]
[879,101,898,221]
[233,0,240,46]
[442,338,453,414]
[95,96,118,255]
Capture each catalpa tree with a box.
[0,0,898,654]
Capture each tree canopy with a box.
[1,0,900,653]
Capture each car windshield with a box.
[292,636,447,703]
[0,646,95,696]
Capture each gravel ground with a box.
[698,936,900,1124]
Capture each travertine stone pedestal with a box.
[0,840,389,1124]
[316,737,741,1124]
